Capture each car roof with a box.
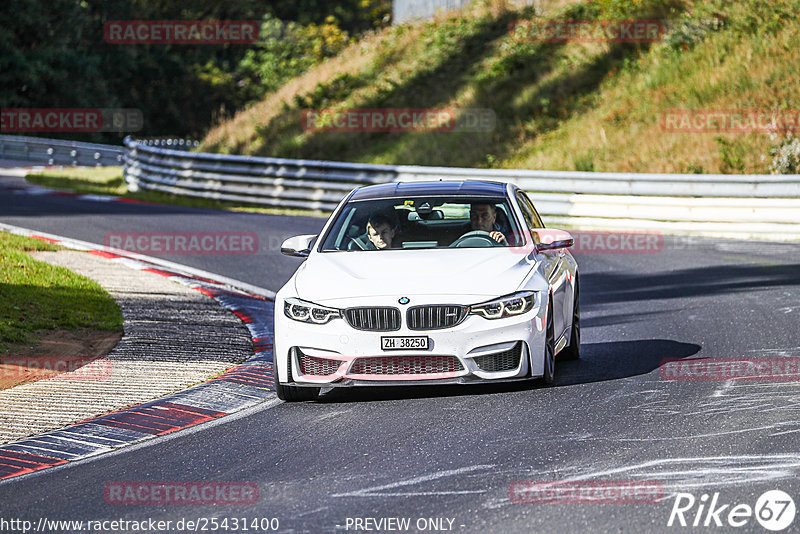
[349,180,510,201]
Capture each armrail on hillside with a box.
[0,134,124,167]
[121,137,800,240]
[3,135,798,240]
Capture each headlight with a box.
[470,291,538,319]
[284,298,341,324]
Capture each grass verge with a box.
[0,232,123,353]
[201,0,800,174]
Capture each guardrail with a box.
[122,137,398,211]
[135,138,200,151]
[2,134,798,240]
[122,137,800,240]
[0,134,124,167]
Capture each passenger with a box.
[468,203,507,244]
[350,210,399,250]
[366,211,398,250]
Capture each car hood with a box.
[293,248,535,303]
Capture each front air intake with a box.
[472,343,522,372]
[349,355,463,375]
[297,351,343,376]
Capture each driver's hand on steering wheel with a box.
[489,231,507,244]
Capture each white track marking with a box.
[331,465,495,498]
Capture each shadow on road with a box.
[582,263,800,305]
[314,339,701,403]
[554,339,700,386]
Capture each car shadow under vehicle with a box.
[312,338,701,403]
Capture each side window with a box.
[517,192,545,229]
[516,192,536,231]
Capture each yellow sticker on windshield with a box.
[404,200,414,206]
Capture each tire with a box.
[274,353,320,402]
[559,274,581,361]
[542,298,556,385]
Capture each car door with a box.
[516,191,570,338]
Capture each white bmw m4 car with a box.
[273,180,579,401]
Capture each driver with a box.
[469,203,507,244]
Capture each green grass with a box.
[25,166,127,196]
[201,0,800,174]
[0,232,123,352]
[25,167,330,218]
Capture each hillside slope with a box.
[201,0,800,174]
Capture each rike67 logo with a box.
[668,490,796,531]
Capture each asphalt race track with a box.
[2,172,800,533]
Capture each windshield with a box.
[320,196,524,251]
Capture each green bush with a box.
[236,15,351,104]
[715,136,747,174]
[574,151,596,172]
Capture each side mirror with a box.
[532,229,574,253]
[281,234,317,258]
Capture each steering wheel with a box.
[347,236,368,251]
[450,230,501,248]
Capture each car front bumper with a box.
[273,294,549,386]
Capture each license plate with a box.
[381,336,429,351]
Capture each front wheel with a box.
[274,355,320,402]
